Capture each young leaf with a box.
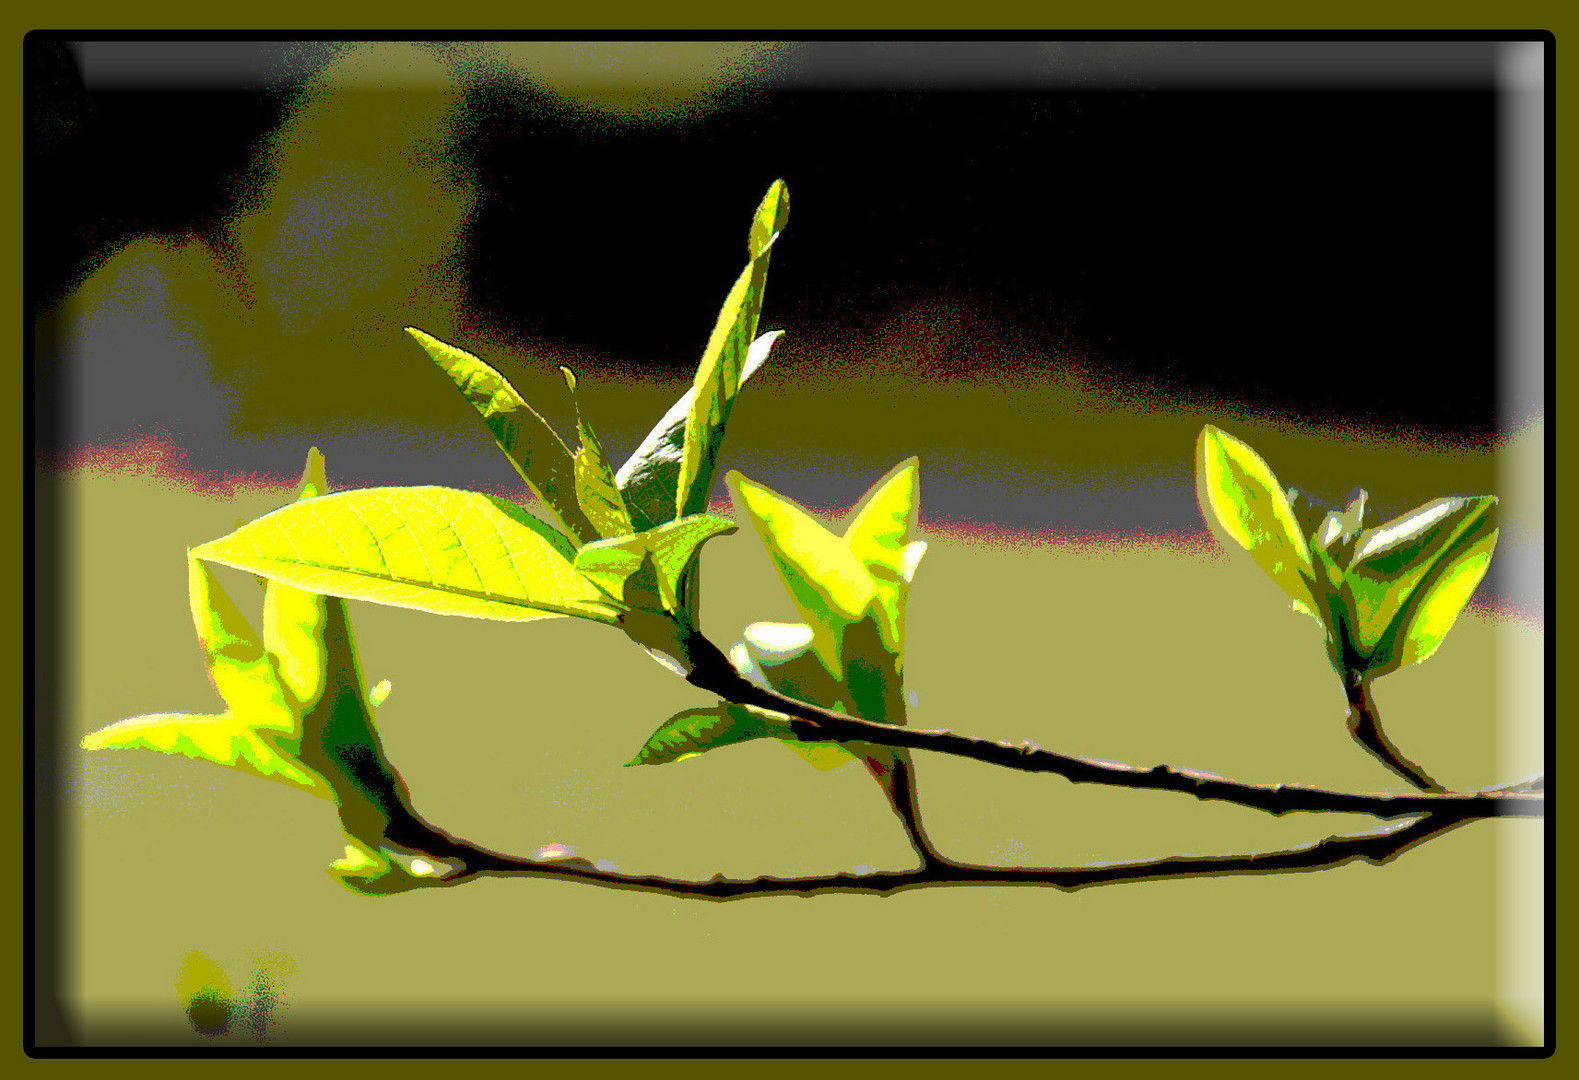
[1387,529,1498,671]
[728,463,934,857]
[85,450,478,895]
[560,366,635,539]
[81,558,326,795]
[748,176,792,260]
[728,471,876,677]
[191,486,621,625]
[1196,426,1318,616]
[1343,495,1498,672]
[625,702,796,767]
[617,330,783,533]
[572,513,738,613]
[404,328,599,545]
[676,181,790,520]
[843,457,926,658]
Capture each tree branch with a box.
[417,810,1484,899]
[678,632,1543,822]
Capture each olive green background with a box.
[23,22,1557,1061]
[49,374,1543,1047]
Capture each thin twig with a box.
[1345,673,1443,792]
[679,634,1542,822]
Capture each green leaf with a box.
[559,366,635,539]
[617,330,783,533]
[676,181,789,519]
[191,486,620,625]
[573,513,738,613]
[1196,426,1318,617]
[625,702,797,767]
[404,327,599,545]
[748,177,791,260]
[728,471,875,677]
[1343,495,1498,672]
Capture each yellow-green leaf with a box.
[560,365,635,539]
[676,181,789,519]
[191,486,620,625]
[405,328,598,545]
[728,471,875,677]
[1196,426,1318,616]
[843,457,926,658]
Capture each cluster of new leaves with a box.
[1196,426,1498,683]
[626,460,931,842]
[82,179,935,888]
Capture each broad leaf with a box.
[560,366,635,539]
[405,327,599,545]
[1196,426,1318,615]
[191,486,621,625]
[617,330,783,533]
[625,702,797,767]
[1344,495,1498,671]
[676,180,789,520]
[573,513,738,613]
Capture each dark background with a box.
[28,38,1499,441]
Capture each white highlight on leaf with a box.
[369,679,392,707]
[902,541,927,583]
[1354,499,1460,561]
[409,858,436,877]
[744,621,814,654]
[642,646,689,677]
[728,642,761,680]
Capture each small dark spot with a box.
[186,988,234,1036]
